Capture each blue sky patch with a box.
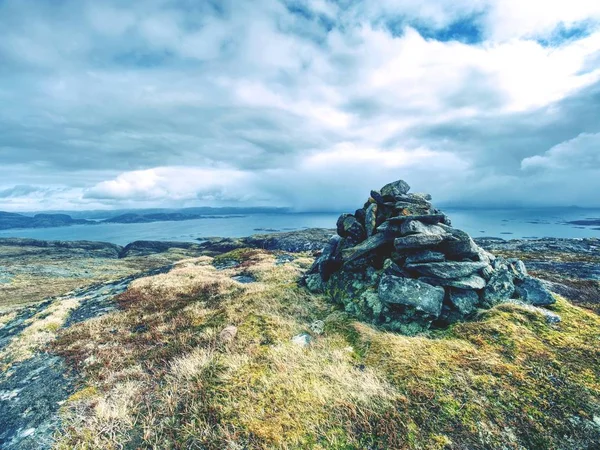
[387,14,484,44]
[538,20,597,47]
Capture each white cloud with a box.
[486,0,600,41]
[521,132,600,170]
[0,0,599,211]
[85,167,259,203]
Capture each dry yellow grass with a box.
[0,310,17,329]
[51,249,600,449]
[0,296,80,368]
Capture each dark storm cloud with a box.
[0,0,599,210]
[405,80,600,171]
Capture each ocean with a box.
[0,209,599,246]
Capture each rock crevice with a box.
[304,179,555,333]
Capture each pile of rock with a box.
[304,179,555,334]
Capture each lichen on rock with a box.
[305,179,555,334]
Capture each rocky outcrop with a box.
[0,238,122,259]
[304,179,555,334]
[244,228,335,253]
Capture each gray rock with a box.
[342,233,393,263]
[412,192,432,201]
[378,274,444,318]
[386,214,446,225]
[365,203,378,237]
[449,289,480,315]
[394,193,432,207]
[475,247,496,264]
[305,273,325,293]
[481,265,495,280]
[380,179,411,197]
[400,220,446,236]
[394,234,446,250]
[405,250,446,265]
[354,208,366,226]
[383,258,407,276]
[515,276,556,306]
[508,258,528,280]
[438,224,481,259]
[420,274,486,290]
[393,202,431,214]
[291,333,312,347]
[309,320,325,335]
[309,235,342,280]
[370,190,386,204]
[219,325,238,343]
[483,267,515,306]
[406,261,488,279]
[336,214,366,244]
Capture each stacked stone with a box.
[305,179,555,334]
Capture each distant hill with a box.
[0,211,93,230]
[0,207,291,230]
[102,212,246,224]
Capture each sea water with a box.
[0,209,599,246]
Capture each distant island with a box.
[0,207,291,230]
[0,211,92,230]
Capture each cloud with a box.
[84,167,259,203]
[521,132,600,170]
[0,185,44,199]
[0,0,599,211]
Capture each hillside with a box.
[0,230,599,449]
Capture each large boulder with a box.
[448,288,480,316]
[380,180,411,198]
[406,261,488,279]
[342,233,394,263]
[394,234,447,250]
[420,274,486,290]
[515,276,555,306]
[405,250,446,265]
[378,275,444,318]
[482,267,515,306]
[336,214,365,245]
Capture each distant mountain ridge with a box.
[0,207,291,230]
[0,211,92,230]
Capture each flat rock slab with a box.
[395,234,446,250]
[405,251,446,265]
[420,274,486,290]
[386,214,445,225]
[232,275,256,284]
[342,233,393,262]
[515,277,555,306]
[1,265,175,449]
[406,261,488,279]
[378,275,444,317]
[0,354,74,450]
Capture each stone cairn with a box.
[304,179,555,334]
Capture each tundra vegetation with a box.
[0,235,599,449]
[47,249,600,449]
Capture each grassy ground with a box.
[50,249,600,449]
[0,245,203,311]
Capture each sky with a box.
[1,0,600,212]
